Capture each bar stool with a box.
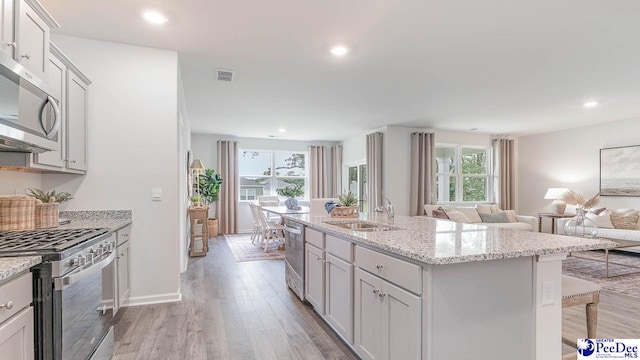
[562,275,600,343]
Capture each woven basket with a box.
[35,203,59,229]
[0,196,36,231]
[330,205,359,218]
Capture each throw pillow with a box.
[479,212,510,223]
[454,207,483,223]
[439,206,472,223]
[500,210,517,223]
[592,207,607,215]
[432,210,449,219]
[610,213,640,230]
[585,210,614,229]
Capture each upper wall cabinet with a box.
[0,0,59,81]
[0,0,15,58]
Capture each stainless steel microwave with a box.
[0,51,61,153]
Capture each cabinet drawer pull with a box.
[372,288,379,294]
[7,42,16,48]
[0,300,14,309]
[376,264,384,269]
[21,53,30,60]
[378,292,386,298]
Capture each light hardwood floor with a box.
[111,236,640,359]
[112,236,359,360]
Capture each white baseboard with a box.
[121,292,182,307]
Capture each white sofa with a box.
[423,204,539,231]
[557,209,640,246]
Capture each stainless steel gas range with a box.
[0,228,116,360]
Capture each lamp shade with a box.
[189,159,205,171]
[544,188,569,200]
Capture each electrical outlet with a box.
[542,281,555,305]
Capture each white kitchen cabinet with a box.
[354,267,421,360]
[0,0,15,58]
[16,0,56,81]
[324,253,353,343]
[304,243,324,313]
[116,228,131,307]
[0,272,34,360]
[66,69,88,171]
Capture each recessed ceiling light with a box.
[330,46,349,57]
[143,11,168,24]
[583,101,599,108]
[278,128,286,133]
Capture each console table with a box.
[188,206,209,256]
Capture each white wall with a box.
[341,125,493,216]
[0,171,42,195]
[191,133,337,232]
[42,35,182,306]
[518,118,640,217]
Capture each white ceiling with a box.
[40,0,640,141]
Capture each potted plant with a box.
[26,189,74,228]
[331,191,359,218]
[276,183,304,210]
[197,169,223,237]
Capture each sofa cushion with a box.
[479,212,511,223]
[502,210,517,222]
[440,207,472,223]
[611,213,639,230]
[432,210,449,219]
[586,210,614,229]
[482,222,533,231]
[596,228,640,242]
[453,206,483,223]
[476,204,500,214]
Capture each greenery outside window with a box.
[239,149,307,201]
[436,145,491,203]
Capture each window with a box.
[239,149,307,201]
[345,162,367,212]
[436,145,491,203]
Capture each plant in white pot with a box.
[276,183,304,210]
[197,169,223,237]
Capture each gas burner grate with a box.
[0,228,109,252]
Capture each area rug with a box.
[225,234,285,262]
[563,250,640,298]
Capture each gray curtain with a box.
[217,140,239,234]
[309,146,327,198]
[410,132,436,216]
[330,145,343,197]
[494,138,515,210]
[366,132,383,213]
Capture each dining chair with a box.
[248,203,263,245]
[256,205,285,252]
[258,195,282,222]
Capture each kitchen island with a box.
[283,213,615,360]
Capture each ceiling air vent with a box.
[216,69,234,82]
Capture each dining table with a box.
[260,205,310,218]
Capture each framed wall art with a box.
[600,145,640,196]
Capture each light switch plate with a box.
[152,188,162,201]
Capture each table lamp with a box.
[544,188,570,214]
[190,159,206,207]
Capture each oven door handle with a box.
[284,225,302,235]
[55,251,116,291]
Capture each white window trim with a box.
[239,148,309,202]
[436,144,493,204]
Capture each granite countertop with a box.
[284,214,617,265]
[0,256,41,282]
[58,210,132,231]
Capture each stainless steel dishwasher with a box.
[283,219,305,301]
